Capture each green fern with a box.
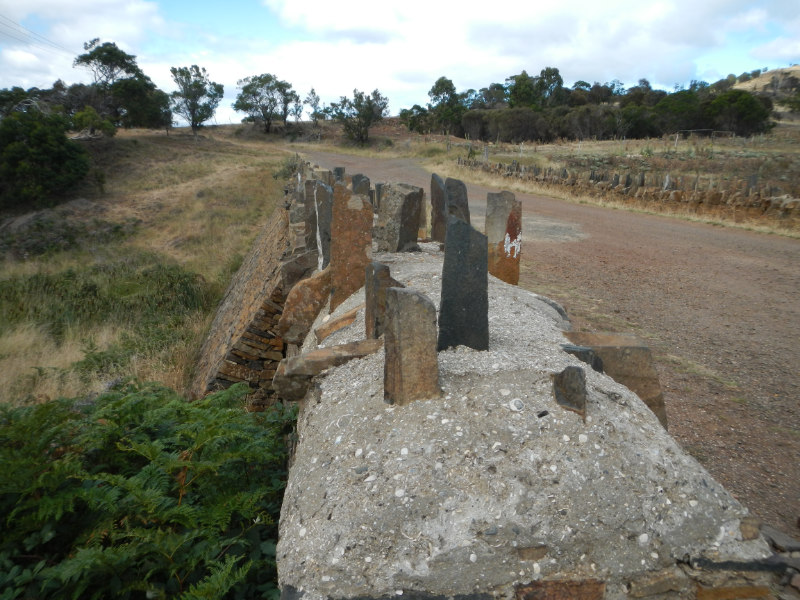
[0,381,296,599]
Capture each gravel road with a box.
[303,149,800,537]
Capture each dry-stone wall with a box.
[457,157,800,229]
[192,160,799,598]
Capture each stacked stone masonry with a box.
[457,157,800,229]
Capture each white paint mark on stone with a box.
[504,233,521,258]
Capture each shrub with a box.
[0,110,90,210]
[0,381,296,599]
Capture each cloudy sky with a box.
[1,0,798,125]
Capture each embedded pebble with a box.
[500,389,511,396]
[395,488,405,498]
[509,398,524,411]
[579,434,588,443]
[638,533,649,546]
[470,553,477,563]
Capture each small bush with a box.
[0,381,296,599]
[0,111,90,210]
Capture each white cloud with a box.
[1,0,797,125]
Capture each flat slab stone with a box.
[314,303,364,344]
[283,338,383,377]
[438,216,488,351]
[564,331,667,428]
[330,184,373,312]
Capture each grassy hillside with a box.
[0,126,289,405]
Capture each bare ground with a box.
[302,148,800,538]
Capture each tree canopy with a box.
[169,65,223,136]
[330,89,389,144]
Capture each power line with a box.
[0,13,78,58]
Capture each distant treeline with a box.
[400,68,797,142]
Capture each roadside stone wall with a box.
[190,168,316,407]
[192,161,800,598]
[457,157,800,229]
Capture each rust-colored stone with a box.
[516,579,605,600]
[695,585,772,599]
[383,288,440,406]
[628,567,691,597]
[330,184,373,311]
[314,303,364,343]
[218,361,263,382]
[284,339,383,377]
[275,268,331,345]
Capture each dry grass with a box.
[0,126,289,405]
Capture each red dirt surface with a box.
[303,148,800,538]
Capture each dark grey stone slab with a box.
[430,173,447,243]
[551,365,587,419]
[303,179,319,252]
[352,173,370,196]
[444,177,470,224]
[374,183,423,252]
[561,344,604,373]
[437,216,488,351]
[365,262,404,339]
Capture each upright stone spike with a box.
[384,287,440,405]
[330,183,373,312]
[365,262,404,339]
[303,179,319,252]
[444,177,470,224]
[374,183,424,252]
[485,190,522,285]
[430,173,447,243]
[351,174,370,196]
[313,181,333,270]
[437,216,488,351]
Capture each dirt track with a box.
[303,149,800,537]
